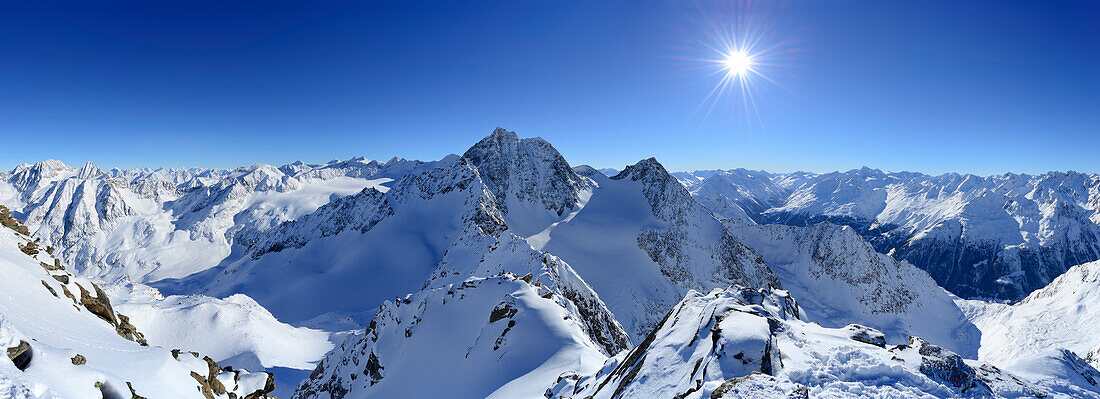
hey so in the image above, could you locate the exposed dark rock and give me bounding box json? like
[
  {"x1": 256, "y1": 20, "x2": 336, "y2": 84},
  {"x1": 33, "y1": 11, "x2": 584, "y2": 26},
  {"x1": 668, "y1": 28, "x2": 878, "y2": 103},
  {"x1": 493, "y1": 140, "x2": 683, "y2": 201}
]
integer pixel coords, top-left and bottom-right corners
[
  {"x1": 910, "y1": 337, "x2": 992, "y2": 394},
  {"x1": 116, "y1": 314, "x2": 148, "y2": 346},
  {"x1": 41, "y1": 280, "x2": 58, "y2": 297},
  {"x1": 40, "y1": 260, "x2": 64, "y2": 271},
  {"x1": 126, "y1": 382, "x2": 147, "y2": 399},
  {"x1": 6, "y1": 340, "x2": 32, "y2": 371},
  {"x1": 845, "y1": 324, "x2": 887, "y2": 347},
  {"x1": 52, "y1": 274, "x2": 69, "y2": 284},
  {"x1": 489, "y1": 302, "x2": 518, "y2": 323},
  {"x1": 77, "y1": 282, "x2": 117, "y2": 326},
  {"x1": 365, "y1": 351, "x2": 384, "y2": 383},
  {"x1": 72, "y1": 354, "x2": 86, "y2": 365},
  {"x1": 242, "y1": 372, "x2": 276, "y2": 399},
  {"x1": 18, "y1": 239, "x2": 40, "y2": 256}
]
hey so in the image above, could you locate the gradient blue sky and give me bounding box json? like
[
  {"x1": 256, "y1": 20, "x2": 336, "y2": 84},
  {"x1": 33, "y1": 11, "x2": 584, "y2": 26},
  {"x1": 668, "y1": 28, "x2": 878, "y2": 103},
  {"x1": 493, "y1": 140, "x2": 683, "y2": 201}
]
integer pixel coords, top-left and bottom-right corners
[{"x1": 1, "y1": 1, "x2": 1097, "y2": 175}]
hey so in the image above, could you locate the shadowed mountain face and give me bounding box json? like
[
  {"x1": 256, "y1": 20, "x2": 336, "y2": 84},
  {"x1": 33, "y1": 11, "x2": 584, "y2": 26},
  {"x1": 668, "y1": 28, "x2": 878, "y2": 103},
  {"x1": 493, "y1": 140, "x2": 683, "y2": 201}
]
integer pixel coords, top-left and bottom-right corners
[{"x1": 677, "y1": 168, "x2": 1100, "y2": 301}]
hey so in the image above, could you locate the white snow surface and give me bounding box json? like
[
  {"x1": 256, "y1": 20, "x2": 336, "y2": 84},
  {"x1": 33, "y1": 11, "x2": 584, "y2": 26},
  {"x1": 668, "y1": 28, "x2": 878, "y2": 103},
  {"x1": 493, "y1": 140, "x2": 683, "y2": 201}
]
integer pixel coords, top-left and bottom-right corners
[
  {"x1": 959, "y1": 259, "x2": 1100, "y2": 371},
  {"x1": 112, "y1": 288, "x2": 333, "y2": 371},
  {"x1": 724, "y1": 220, "x2": 981, "y2": 357}
]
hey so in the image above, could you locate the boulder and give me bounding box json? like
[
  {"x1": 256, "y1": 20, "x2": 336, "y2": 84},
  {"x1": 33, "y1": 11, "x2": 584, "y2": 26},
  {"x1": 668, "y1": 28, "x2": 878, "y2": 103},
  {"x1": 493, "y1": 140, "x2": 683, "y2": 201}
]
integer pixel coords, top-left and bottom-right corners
[{"x1": 6, "y1": 340, "x2": 31, "y2": 371}]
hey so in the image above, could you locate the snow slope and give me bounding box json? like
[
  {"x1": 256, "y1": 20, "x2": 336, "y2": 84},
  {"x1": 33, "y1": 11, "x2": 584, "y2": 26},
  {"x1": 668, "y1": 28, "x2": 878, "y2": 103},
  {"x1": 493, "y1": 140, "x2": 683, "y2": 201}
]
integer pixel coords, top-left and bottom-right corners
[
  {"x1": 959, "y1": 259, "x2": 1100, "y2": 372},
  {"x1": 538, "y1": 158, "x2": 778, "y2": 341}
]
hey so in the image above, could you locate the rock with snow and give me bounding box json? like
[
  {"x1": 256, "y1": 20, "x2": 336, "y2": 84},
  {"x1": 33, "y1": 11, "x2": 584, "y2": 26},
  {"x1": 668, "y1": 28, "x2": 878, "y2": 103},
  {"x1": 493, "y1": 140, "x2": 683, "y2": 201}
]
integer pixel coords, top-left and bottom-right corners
[
  {"x1": 549, "y1": 286, "x2": 1094, "y2": 399},
  {"x1": 293, "y1": 276, "x2": 611, "y2": 399}
]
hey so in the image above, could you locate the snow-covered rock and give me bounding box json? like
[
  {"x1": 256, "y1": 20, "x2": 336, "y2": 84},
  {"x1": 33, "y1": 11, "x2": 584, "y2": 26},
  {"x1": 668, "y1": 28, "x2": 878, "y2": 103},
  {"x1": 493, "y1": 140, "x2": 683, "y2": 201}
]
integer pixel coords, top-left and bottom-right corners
[
  {"x1": 724, "y1": 220, "x2": 981, "y2": 357},
  {"x1": 548, "y1": 286, "x2": 1097, "y2": 399},
  {"x1": 293, "y1": 276, "x2": 611, "y2": 399}
]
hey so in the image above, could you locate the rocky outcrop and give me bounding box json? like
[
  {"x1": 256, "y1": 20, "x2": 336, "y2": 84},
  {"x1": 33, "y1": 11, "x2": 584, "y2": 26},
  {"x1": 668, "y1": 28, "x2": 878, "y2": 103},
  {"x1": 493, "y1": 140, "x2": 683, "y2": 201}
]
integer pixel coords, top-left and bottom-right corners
[
  {"x1": 845, "y1": 324, "x2": 887, "y2": 347},
  {"x1": 76, "y1": 282, "x2": 148, "y2": 346},
  {"x1": 6, "y1": 340, "x2": 31, "y2": 370}
]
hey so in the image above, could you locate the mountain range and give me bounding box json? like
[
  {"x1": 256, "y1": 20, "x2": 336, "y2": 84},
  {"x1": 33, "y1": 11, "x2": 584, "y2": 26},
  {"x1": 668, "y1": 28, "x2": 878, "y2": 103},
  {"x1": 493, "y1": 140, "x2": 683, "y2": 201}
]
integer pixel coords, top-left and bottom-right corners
[{"x1": 1, "y1": 128, "x2": 1098, "y2": 398}]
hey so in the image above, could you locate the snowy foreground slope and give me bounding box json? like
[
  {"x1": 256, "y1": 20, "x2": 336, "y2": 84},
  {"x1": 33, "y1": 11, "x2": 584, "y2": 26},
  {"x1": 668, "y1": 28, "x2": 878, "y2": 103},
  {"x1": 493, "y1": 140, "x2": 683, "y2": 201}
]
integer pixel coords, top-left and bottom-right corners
[
  {"x1": 0, "y1": 221, "x2": 278, "y2": 397},
  {"x1": 958, "y1": 260, "x2": 1100, "y2": 373},
  {"x1": 676, "y1": 168, "x2": 1100, "y2": 301}
]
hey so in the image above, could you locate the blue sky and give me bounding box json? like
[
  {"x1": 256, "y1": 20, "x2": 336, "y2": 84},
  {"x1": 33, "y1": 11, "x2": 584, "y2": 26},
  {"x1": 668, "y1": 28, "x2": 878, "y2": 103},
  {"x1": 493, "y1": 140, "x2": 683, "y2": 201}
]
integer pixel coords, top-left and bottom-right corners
[{"x1": 0, "y1": 1, "x2": 1097, "y2": 175}]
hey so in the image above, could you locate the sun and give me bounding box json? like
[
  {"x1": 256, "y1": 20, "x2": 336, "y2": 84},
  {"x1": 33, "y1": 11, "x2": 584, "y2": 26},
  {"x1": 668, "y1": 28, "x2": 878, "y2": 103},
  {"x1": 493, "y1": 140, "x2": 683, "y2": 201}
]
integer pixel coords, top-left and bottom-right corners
[{"x1": 723, "y1": 50, "x2": 754, "y2": 75}]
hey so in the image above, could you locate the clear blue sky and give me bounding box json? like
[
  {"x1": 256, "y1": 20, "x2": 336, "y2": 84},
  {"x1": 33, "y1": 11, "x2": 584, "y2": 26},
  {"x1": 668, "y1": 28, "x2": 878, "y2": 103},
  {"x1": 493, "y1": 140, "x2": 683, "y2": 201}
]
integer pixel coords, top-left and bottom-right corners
[{"x1": 1, "y1": 1, "x2": 1097, "y2": 175}]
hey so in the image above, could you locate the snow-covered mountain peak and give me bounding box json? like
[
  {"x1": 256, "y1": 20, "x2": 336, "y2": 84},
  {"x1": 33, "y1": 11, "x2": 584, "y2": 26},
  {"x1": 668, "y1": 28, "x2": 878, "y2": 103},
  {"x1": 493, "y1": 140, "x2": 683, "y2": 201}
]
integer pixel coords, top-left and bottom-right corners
[
  {"x1": 76, "y1": 161, "x2": 104, "y2": 179},
  {"x1": 611, "y1": 157, "x2": 664, "y2": 181},
  {"x1": 611, "y1": 157, "x2": 724, "y2": 225},
  {"x1": 462, "y1": 128, "x2": 589, "y2": 218}
]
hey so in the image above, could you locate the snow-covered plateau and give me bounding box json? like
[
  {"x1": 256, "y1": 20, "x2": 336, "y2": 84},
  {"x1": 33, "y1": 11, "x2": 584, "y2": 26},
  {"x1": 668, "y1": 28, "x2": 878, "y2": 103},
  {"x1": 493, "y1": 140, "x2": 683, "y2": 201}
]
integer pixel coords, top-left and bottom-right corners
[{"x1": 2, "y1": 128, "x2": 1099, "y2": 398}]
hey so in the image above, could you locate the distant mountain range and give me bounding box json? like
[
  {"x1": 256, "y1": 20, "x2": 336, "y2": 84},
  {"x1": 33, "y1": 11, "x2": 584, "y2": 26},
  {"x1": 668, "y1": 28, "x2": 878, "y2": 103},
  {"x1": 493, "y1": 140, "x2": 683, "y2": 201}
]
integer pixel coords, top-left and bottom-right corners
[{"x1": 674, "y1": 167, "x2": 1100, "y2": 301}]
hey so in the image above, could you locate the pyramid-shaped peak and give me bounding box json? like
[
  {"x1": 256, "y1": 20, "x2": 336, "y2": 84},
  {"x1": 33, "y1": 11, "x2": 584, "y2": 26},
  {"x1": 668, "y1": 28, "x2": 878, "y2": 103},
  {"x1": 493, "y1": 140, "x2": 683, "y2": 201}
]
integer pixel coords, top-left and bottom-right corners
[
  {"x1": 491, "y1": 126, "x2": 519, "y2": 139},
  {"x1": 613, "y1": 157, "x2": 671, "y2": 182},
  {"x1": 77, "y1": 161, "x2": 104, "y2": 179},
  {"x1": 461, "y1": 128, "x2": 587, "y2": 217}
]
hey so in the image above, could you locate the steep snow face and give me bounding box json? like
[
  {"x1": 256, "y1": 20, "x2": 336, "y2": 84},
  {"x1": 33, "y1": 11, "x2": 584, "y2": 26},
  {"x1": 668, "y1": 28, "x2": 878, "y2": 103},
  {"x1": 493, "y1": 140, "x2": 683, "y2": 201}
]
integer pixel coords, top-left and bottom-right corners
[
  {"x1": 0, "y1": 157, "x2": 436, "y2": 284},
  {"x1": 678, "y1": 168, "x2": 1100, "y2": 300},
  {"x1": 293, "y1": 276, "x2": 610, "y2": 399},
  {"x1": 549, "y1": 286, "x2": 1099, "y2": 399},
  {"x1": 462, "y1": 127, "x2": 591, "y2": 237},
  {"x1": 0, "y1": 224, "x2": 276, "y2": 398},
  {"x1": 959, "y1": 260, "x2": 1100, "y2": 372},
  {"x1": 725, "y1": 220, "x2": 981, "y2": 357},
  {"x1": 539, "y1": 158, "x2": 778, "y2": 341}
]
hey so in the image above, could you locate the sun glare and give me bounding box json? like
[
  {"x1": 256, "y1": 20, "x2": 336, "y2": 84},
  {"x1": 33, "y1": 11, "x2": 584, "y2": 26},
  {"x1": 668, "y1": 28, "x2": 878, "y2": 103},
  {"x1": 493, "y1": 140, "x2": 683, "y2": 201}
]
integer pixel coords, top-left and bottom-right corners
[{"x1": 723, "y1": 50, "x2": 753, "y2": 75}]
